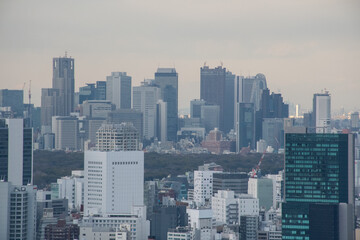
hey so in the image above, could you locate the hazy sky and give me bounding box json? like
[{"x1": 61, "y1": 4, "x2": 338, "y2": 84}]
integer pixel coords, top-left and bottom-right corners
[{"x1": 0, "y1": 0, "x2": 359, "y2": 112}]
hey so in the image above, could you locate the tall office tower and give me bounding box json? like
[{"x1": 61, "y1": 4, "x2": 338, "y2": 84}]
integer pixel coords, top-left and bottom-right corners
[
  {"x1": 241, "y1": 73, "x2": 267, "y2": 111},
  {"x1": 107, "y1": 109, "x2": 143, "y2": 139},
  {"x1": 190, "y1": 99, "x2": 206, "y2": 118},
  {"x1": 200, "y1": 105, "x2": 220, "y2": 132},
  {"x1": 79, "y1": 83, "x2": 96, "y2": 104},
  {"x1": 255, "y1": 88, "x2": 289, "y2": 142},
  {"x1": 84, "y1": 122, "x2": 144, "y2": 215},
  {"x1": 259, "y1": 89, "x2": 289, "y2": 119},
  {"x1": 247, "y1": 177, "x2": 274, "y2": 210},
  {"x1": 313, "y1": 91, "x2": 331, "y2": 133},
  {"x1": 0, "y1": 118, "x2": 36, "y2": 240},
  {"x1": 41, "y1": 88, "x2": 60, "y2": 127},
  {"x1": 0, "y1": 118, "x2": 33, "y2": 185},
  {"x1": 262, "y1": 118, "x2": 284, "y2": 151},
  {"x1": 106, "y1": 72, "x2": 132, "y2": 110},
  {"x1": 154, "y1": 68, "x2": 178, "y2": 142},
  {"x1": 0, "y1": 89, "x2": 24, "y2": 117},
  {"x1": 0, "y1": 182, "x2": 37, "y2": 240},
  {"x1": 234, "y1": 76, "x2": 243, "y2": 129},
  {"x1": 282, "y1": 133, "x2": 355, "y2": 240},
  {"x1": 200, "y1": 66, "x2": 226, "y2": 131},
  {"x1": 52, "y1": 116, "x2": 80, "y2": 151},
  {"x1": 52, "y1": 55, "x2": 75, "y2": 116},
  {"x1": 133, "y1": 81, "x2": 161, "y2": 140},
  {"x1": 224, "y1": 71, "x2": 236, "y2": 133},
  {"x1": 235, "y1": 103, "x2": 255, "y2": 152},
  {"x1": 95, "y1": 81, "x2": 107, "y2": 100},
  {"x1": 351, "y1": 112, "x2": 359, "y2": 130},
  {"x1": 156, "y1": 100, "x2": 167, "y2": 142}
]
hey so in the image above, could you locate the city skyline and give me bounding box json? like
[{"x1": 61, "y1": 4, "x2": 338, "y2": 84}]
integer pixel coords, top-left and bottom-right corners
[{"x1": 0, "y1": 0, "x2": 359, "y2": 111}]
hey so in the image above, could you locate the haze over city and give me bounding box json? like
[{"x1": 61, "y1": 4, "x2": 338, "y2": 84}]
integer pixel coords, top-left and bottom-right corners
[{"x1": 0, "y1": 0, "x2": 359, "y2": 111}]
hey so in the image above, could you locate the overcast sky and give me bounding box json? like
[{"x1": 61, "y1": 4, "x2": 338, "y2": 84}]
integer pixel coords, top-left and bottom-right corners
[{"x1": 0, "y1": 0, "x2": 359, "y2": 112}]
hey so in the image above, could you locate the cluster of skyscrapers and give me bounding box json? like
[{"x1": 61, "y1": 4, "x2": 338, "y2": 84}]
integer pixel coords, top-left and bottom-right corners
[{"x1": 0, "y1": 54, "x2": 360, "y2": 239}]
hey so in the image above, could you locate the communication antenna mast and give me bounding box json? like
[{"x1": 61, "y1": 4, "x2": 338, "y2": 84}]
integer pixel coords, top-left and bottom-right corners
[{"x1": 28, "y1": 80, "x2": 32, "y2": 126}]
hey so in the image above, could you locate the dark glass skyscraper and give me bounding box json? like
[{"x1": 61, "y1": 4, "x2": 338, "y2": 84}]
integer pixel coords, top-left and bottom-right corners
[
  {"x1": 0, "y1": 118, "x2": 33, "y2": 185},
  {"x1": 200, "y1": 66, "x2": 226, "y2": 131},
  {"x1": 256, "y1": 88, "x2": 289, "y2": 141},
  {"x1": 52, "y1": 55, "x2": 75, "y2": 116},
  {"x1": 154, "y1": 68, "x2": 178, "y2": 142},
  {"x1": 0, "y1": 89, "x2": 24, "y2": 117},
  {"x1": 282, "y1": 133, "x2": 355, "y2": 240},
  {"x1": 79, "y1": 83, "x2": 96, "y2": 104},
  {"x1": 224, "y1": 71, "x2": 235, "y2": 133},
  {"x1": 95, "y1": 81, "x2": 107, "y2": 100},
  {"x1": 235, "y1": 102, "x2": 255, "y2": 152}
]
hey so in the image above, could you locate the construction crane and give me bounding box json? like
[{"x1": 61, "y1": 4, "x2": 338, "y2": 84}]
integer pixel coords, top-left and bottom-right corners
[{"x1": 250, "y1": 150, "x2": 266, "y2": 178}]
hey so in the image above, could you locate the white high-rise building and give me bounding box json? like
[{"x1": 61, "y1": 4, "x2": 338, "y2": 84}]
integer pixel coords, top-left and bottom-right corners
[
  {"x1": 84, "y1": 151, "x2": 144, "y2": 215},
  {"x1": 187, "y1": 208, "x2": 213, "y2": 240},
  {"x1": 106, "y1": 72, "x2": 132, "y2": 110},
  {"x1": 84, "y1": 123, "x2": 144, "y2": 216},
  {"x1": 265, "y1": 171, "x2": 283, "y2": 207},
  {"x1": 248, "y1": 177, "x2": 274, "y2": 210},
  {"x1": 0, "y1": 118, "x2": 37, "y2": 240},
  {"x1": 56, "y1": 170, "x2": 84, "y2": 210},
  {"x1": 133, "y1": 80, "x2": 161, "y2": 140},
  {"x1": 0, "y1": 182, "x2": 37, "y2": 240},
  {"x1": 212, "y1": 190, "x2": 259, "y2": 225},
  {"x1": 83, "y1": 123, "x2": 149, "y2": 239},
  {"x1": 194, "y1": 170, "x2": 220, "y2": 206},
  {"x1": 313, "y1": 91, "x2": 331, "y2": 133}
]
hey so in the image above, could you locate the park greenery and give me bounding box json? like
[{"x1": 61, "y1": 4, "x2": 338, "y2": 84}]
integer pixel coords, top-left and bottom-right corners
[{"x1": 33, "y1": 150, "x2": 284, "y2": 188}]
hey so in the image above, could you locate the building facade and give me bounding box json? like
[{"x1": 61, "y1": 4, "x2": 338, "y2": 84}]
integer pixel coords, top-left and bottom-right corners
[
  {"x1": 52, "y1": 116, "x2": 80, "y2": 151},
  {"x1": 154, "y1": 68, "x2": 178, "y2": 142},
  {"x1": 0, "y1": 118, "x2": 33, "y2": 185},
  {"x1": 133, "y1": 81, "x2": 161, "y2": 140},
  {"x1": 0, "y1": 89, "x2": 24, "y2": 117},
  {"x1": 282, "y1": 133, "x2": 355, "y2": 240},
  {"x1": 236, "y1": 102, "x2": 255, "y2": 152},
  {"x1": 52, "y1": 56, "x2": 75, "y2": 116},
  {"x1": 0, "y1": 182, "x2": 37, "y2": 240},
  {"x1": 200, "y1": 66, "x2": 226, "y2": 131},
  {"x1": 84, "y1": 123, "x2": 144, "y2": 216},
  {"x1": 106, "y1": 72, "x2": 132, "y2": 110},
  {"x1": 313, "y1": 92, "x2": 331, "y2": 133}
]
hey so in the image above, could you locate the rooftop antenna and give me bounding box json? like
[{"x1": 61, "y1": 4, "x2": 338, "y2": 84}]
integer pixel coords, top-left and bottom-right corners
[
  {"x1": 204, "y1": 61, "x2": 207, "y2": 67},
  {"x1": 28, "y1": 80, "x2": 32, "y2": 125},
  {"x1": 220, "y1": 61, "x2": 223, "y2": 67}
]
